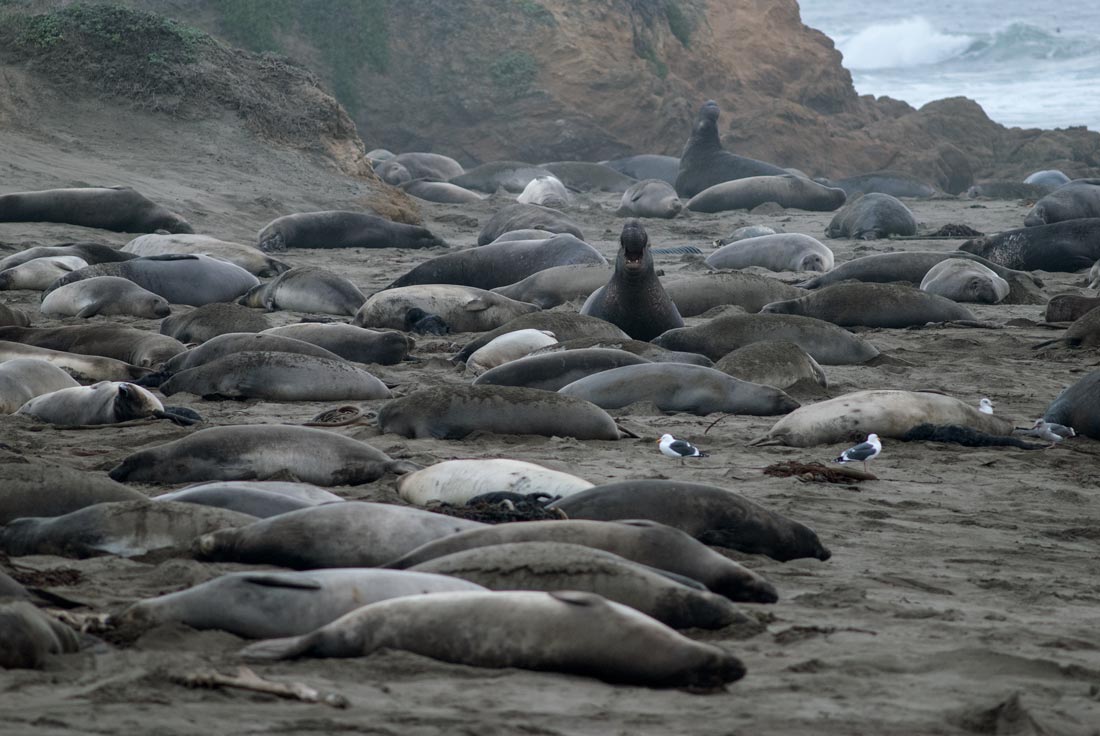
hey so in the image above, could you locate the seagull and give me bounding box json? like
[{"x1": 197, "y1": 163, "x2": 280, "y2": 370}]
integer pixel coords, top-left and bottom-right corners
[
  {"x1": 979, "y1": 398, "x2": 994, "y2": 414},
  {"x1": 658, "y1": 434, "x2": 708, "y2": 464},
  {"x1": 1023, "y1": 419, "x2": 1073, "y2": 443},
  {"x1": 834, "y1": 433, "x2": 882, "y2": 473}
]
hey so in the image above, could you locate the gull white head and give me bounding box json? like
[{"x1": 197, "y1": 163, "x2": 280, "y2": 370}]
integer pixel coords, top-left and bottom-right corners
[{"x1": 979, "y1": 398, "x2": 993, "y2": 414}]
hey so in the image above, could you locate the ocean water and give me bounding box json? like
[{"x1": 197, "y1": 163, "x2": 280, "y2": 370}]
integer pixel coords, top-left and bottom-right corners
[{"x1": 798, "y1": 0, "x2": 1100, "y2": 131}]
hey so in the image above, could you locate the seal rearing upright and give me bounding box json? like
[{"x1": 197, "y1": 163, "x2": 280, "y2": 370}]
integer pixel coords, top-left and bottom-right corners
[
  {"x1": 674, "y1": 100, "x2": 787, "y2": 198},
  {"x1": 580, "y1": 219, "x2": 684, "y2": 341}
]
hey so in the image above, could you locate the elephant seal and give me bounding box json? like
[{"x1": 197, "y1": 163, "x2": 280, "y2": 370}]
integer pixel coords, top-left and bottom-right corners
[
  {"x1": 0, "y1": 304, "x2": 30, "y2": 327},
  {"x1": 750, "y1": 389, "x2": 1015, "y2": 447},
  {"x1": 674, "y1": 100, "x2": 786, "y2": 198},
  {"x1": 716, "y1": 225, "x2": 778, "y2": 244},
  {"x1": 398, "y1": 459, "x2": 593, "y2": 506},
  {"x1": 388, "y1": 234, "x2": 604, "y2": 290},
  {"x1": 528, "y1": 337, "x2": 713, "y2": 366},
  {"x1": 115, "y1": 569, "x2": 485, "y2": 639},
  {"x1": 355, "y1": 285, "x2": 538, "y2": 333},
  {"x1": 652, "y1": 313, "x2": 879, "y2": 364},
  {"x1": 967, "y1": 182, "x2": 1048, "y2": 200},
  {"x1": 194, "y1": 502, "x2": 484, "y2": 568},
  {"x1": 366, "y1": 148, "x2": 394, "y2": 162},
  {"x1": 375, "y1": 152, "x2": 464, "y2": 184},
  {"x1": 517, "y1": 176, "x2": 570, "y2": 208},
  {"x1": 0, "y1": 601, "x2": 81, "y2": 669},
  {"x1": 41, "y1": 276, "x2": 170, "y2": 319},
  {"x1": 454, "y1": 313, "x2": 629, "y2": 362},
  {"x1": 448, "y1": 161, "x2": 554, "y2": 193},
  {"x1": 1024, "y1": 179, "x2": 1100, "y2": 226},
  {"x1": 761, "y1": 283, "x2": 975, "y2": 327},
  {"x1": 1024, "y1": 169, "x2": 1071, "y2": 190},
  {"x1": 1044, "y1": 294, "x2": 1100, "y2": 323},
  {"x1": 154, "y1": 486, "x2": 319, "y2": 518},
  {"x1": 472, "y1": 348, "x2": 651, "y2": 392},
  {"x1": 0, "y1": 499, "x2": 253, "y2": 558},
  {"x1": 386, "y1": 518, "x2": 776, "y2": 603},
  {"x1": 109, "y1": 425, "x2": 418, "y2": 486},
  {"x1": 0, "y1": 186, "x2": 192, "y2": 233},
  {"x1": 0, "y1": 256, "x2": 88, "y2": 290},
  {"x1": 604, "y1": 155, "x2": 680, "y2": 186},
  {"x1": 825, "y1": 193, "x2": 917, "y2": 239},
  {"x1": 1044, "y1": 371, "x2": 1100, "y2": 440},
  {"x1": 0, "y1": 359, "x2": 79, "y2": 413},
  {"x1": 0, "y1": 325, "x2": 185, "y2": 368},
  {"x1": 487, "y1": 229, "x2": 555, "y2": 244},
  {"x1": 378, "y1": 385, "x2": 622, "y2": 440},
  {"x1": 705, "y1": 233, "x2": 834, "y2": 273},
  {"x1": 662, "y1": 272, "x2": 804, "y2": 316},
  {"x1": 262, "y1": 324, "x2": 410, "y2": 365},
  {"x1": 491, "y1": 264, "x2": 610, "y2": 309},
  {"x1": 160, "y1": 303, "x2": 271, "y2": 344},
  {"x1": 616, "y1": 179, "x2": 682, "y2": 219},
  {"x1": 466, "y1": 329, "x2": 559, "y2": 374},
  {"x1": 406, "y1": 307, "x2": 448, "y2": 334},
  {"x1": 687, "y1": 175, "x2": 845, "y2": 213},
  {"x1": 160, "y1": 352, "x2": 391, "y2": 401},
  {"x1": 0, "y1": 458, "x2": 144, "y2": 524},
  {"x1": 559, "y1": 363, "x2": 798, "y2": 416},
  {"x1": 16, "y1": 381, "x2": 164, "y2": 425},
  {"x1": 1033, "y1": 307, "x2": 1100, "y2": 349},
  {"x1": 122, "y1": 234, "x2": 289, "y2": 277},
  {"x1": 817, "y1": 171, "x2": 936, "y2": 198},
  {"x1": 155, "y1": 480, "x2": 343, "y2": 507},
  {"x1": 580, "y1": 219, "x2": 684, "y2": 341},
  {"x1": 551, "y1": 480, "x2": 831, "y2": 562},
  {"x1": 257, "y1": 211, "x2": 445, "y2": 251},
  {"x1": 0, "y1": 341, "x2": 150, "y2": 382},
  {"x1": 238, "y1": 266, "x2": 365, "y2": 316},
  {"x1": 238, "y1": 590, "x2": 747, "y2": 688},
  {"x1": 477, "y1": 203, "x2": 584, "y2": 245},
  {"x1": 0, "y1": 242, "x2": 136, "y2": 271},
  {"x1": 714, "y1": 341, "x2": 827, "y2": 390},
  {"x1": 409, "y1": 542, "x2": 747, "y2": 630},
  {"x1": 960, "y1": 219, "x2": 1100, "y2": 272},
  {"x1": 400, "y1": 179, "x2": 484, "y2": 204},
  {"x1": 541, "y1": 162, "x2": 638, "y2": 192},
  {"x1": 920, "y1": 258, "x2": 1009, "y2": 303},
  {"x1": 161, "y1": 332, "x2": 344, "y2": 374},
  {"x1": 42, "y1": 254, "x2": 259, "y2": 306}
]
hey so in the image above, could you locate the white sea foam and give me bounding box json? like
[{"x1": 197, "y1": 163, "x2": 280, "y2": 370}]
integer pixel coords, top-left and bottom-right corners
[{"x1": 838, "y1": 16, "x2": 973, "y2": 70}]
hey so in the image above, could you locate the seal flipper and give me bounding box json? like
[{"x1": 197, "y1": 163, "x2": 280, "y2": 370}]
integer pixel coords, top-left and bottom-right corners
[
  {"x1": 239, "y1": 634, "x2": 313, "y2": 662},
  {"x1": 549, "y1": 590, "x2": 601, "y2": 606},
  {"x1": 242, "y1": 574, "x2": 323, "y2": 590},
  {"x1": 76, "y1": 304, "x2": 100, "y2": 318}
]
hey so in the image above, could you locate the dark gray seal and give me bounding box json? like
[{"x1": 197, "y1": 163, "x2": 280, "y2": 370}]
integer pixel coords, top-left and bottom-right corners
[
  {"x1": 41, "y1": 254, "x2": 259, "y2": 306},
  {"x1": 109, "y1": 425, "x2": 418, "y2": 486},
  {"x1": 160, "y1": 303, "x2": 271, "y2": 344},
  {"x1": 0, "y1": 242, "x2": 136, "y2": 271},
  {"x1": 377, "y1": 385, "x2": 623, "y2": 440},
  {"x1": 156, "y1": 480, "x2": 343, "y2": 506},
  {"x1": 477, "y1": 203, "x2": 584, "y2": 245},
  {"x1": 387, "y1": 234, "x2": 605, "y2": 290},
  {"x1": 1024, "y1": 179, "x2": 1100, "y2": 226},
  {"x1": 1033, "y1": 308, "x2": 1100, "y2": 350},
  {"x1": 825, "y1": 193, "x2": 917, "y2": 239},
  {"x1": 1044, "y1": 294, "x2": 1100, "y2": 323},
  {"x1": 559, "y1": 363, "x2": 799, "y2": 415},
  {"x1": 400, "y1": 179, "x2": 484, "y2": 204},
  {"x1": 161, "y1": 332, "x2": 345, "y2": 374},
  {"x1": 153, "y1": 486, "x2": 320, "y2": 518},
  {"x1": 472, "y1": 348, "x2": 651, "y2": 391},
  {"x1": 705, "y1": 233, "x2": 834, "y2": 273},
  {"x1": 686, "y1": 175, "x2": 845, "y2": 213},
  {"x1": 448, "y1": 161, "x2": 554, "y2": 193},
  {"x1": 375, "y1": 152, "x2": 464, "y2": 184},
  {"x1": 550, "y1": 480, "x2": 831, "y2": 562},
  {"x1": 238, "y1": 266, "x2": 365, "y2": 316},
  {"x1": 257, "y1": 211, "x2": 445, "y2": 251},
  {"x1": 652, "y1": 312, "x2": 880, "y2": 364},
  {"x1": 0, "y1": 186, "x2": 192, "y2": 233},
  {"x1": 616, "y1": 179, "x2": 683, "y2": 219},
  {"x1": 0, "y1": 325, "x2": 185, "y2": 367},
  {"x1": 160, "y1": 352, "x2": 391, "y2": 401},
  {"x1": 0, "y1": 601, "x2": 81, "y2": 669},
  {"x1": 674, "y1": 100, "x2": 786, "y2": 198},
  {"x1": 540, "y1": 162, "x2": 637, "y2": 192},
  {"x1": 409, "y1": 542, "x2": 748, "y2": 630},
  {"x1": 1043, "y1": 371, "x2": 1100, "y2": 440},
  {"x1": 960, "y1": 219, "x2": 1100, "y2": 272},
  {"x1": 0, "y1": 341, "x2": 151, "y2": 383},
  {"x1": 261, "y1": 324, "x2": 410, "y2": 365},
  {"x1": 580, "y1": 219, "x2": 683, "y2": 341},
  {"x1": 385, "y1": 518, "x2": 776, "y2": 603},
  {"x1": 0, "y1": 457, "x2": 144, "y2": 525},
  {"x1": 714, "y1": 341, "x2": 828, "y2": 390},
  {"x1": 761, "y1": 282, "x2": 976, "y2": 327},
  {"x1": 662, "y1": 272, "x2": 804, "y2": 316},
  {"x1": 491, "y1": 264, "x2": 611, "y2": 308},
  {"x1": 604, "y1": 155, "x2": 680, "y2": 186},
  {"x1": 816, "y1": 171, "x2": 936, "y2": 198},
  {"x1": 194, "y1": 502, "x2": 484, "y2": 568},
  {"x1": 453, "y1": 313, "x2": 630, "y2": 362}
]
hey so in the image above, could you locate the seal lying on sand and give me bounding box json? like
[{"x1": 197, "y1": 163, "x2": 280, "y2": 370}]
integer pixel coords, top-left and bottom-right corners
[
  {"x1": 0, "y1": 186, "x2": 192, "y2": 233},
  {"x1": 257, "y1": 211, "x2": 445, "y2": 251},
  {"x1": 825, "y1": 193, "x2": 917, "y2": 239}
]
